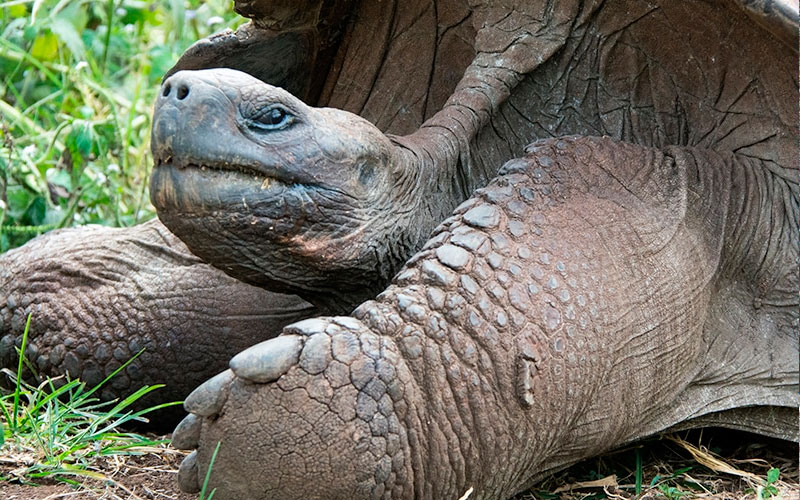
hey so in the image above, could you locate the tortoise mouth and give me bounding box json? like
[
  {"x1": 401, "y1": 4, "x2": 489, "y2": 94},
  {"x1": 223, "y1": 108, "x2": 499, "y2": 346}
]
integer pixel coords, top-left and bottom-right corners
[
  {"x1": 150, "y1": 161, "x2": 299, "y2": 220},
  {"x1": 151, "y1": 151, "x2": 301, "y2": 189}
]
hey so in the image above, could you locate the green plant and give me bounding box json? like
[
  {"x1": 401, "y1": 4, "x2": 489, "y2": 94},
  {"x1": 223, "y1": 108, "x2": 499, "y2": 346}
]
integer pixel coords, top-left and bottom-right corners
[
  {"x1": 646, "y1": 466, "x2": 704, "y2": 500},
  {"x1": 634, "y1": 447, "x2": 642, "y2": 495},
  {"x1": 759, "y1": 467, "x2": 781, "y2": 499},
  {"x1": 0, "y1": 0, "x2": 243, "y2": 252},
  {"x1": 198, "y1": 441, "x2": 222, "y2": 500},
  {"x1": 656, "y1": 483, "x2": 690, "y2": 499}
]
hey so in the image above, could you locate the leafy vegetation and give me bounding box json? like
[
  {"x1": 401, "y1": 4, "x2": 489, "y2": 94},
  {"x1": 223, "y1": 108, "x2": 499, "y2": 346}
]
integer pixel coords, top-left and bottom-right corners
[{"x1": 0, "y1": 0, "x2": 243, "y2": 253}]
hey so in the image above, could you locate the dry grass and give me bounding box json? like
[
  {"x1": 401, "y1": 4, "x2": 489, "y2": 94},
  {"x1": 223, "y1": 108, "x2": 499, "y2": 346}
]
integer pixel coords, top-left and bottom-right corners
[{"x1": 520, "y1": 429, "x2": 798, "y2": 500}]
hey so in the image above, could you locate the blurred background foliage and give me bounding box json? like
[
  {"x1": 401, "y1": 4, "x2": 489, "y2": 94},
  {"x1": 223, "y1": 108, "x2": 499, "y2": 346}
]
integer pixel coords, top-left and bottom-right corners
[{"x1": 0, "y1": 0, "x2": 242, "y2": 252}]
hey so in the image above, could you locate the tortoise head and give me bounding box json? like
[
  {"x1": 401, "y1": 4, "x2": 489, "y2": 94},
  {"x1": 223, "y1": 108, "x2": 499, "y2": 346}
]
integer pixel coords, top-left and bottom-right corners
[{"x1": 150, "y1": 69, "x2": 417, "y2": 310}]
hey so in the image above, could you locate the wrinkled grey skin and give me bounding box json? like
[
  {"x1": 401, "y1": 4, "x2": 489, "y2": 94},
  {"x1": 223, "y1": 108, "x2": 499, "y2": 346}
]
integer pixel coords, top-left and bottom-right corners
[
  {"x1": 165, "y1": 0, "x2": 797, "y2": 498},
  {"x1": 0, "y1": 220, "x2": 315, "y2": 426}
]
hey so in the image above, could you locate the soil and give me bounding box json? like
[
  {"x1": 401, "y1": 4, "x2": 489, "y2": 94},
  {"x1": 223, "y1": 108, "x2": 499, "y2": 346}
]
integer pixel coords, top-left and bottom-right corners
[{"x1": 0, "y1": 428, "x2": 797, "y2": 499}]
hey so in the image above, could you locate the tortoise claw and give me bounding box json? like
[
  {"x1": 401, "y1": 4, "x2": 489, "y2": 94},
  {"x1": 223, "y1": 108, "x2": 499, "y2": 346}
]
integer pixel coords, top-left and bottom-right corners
[
  {"x1": 178, "y1": 450, "x2": 201, "y2": 493},
  {"x1": 184, "y1": 369, "x2": 235, "y2": 417},
  {"x1": 171, "y1": 413, "x2": 201, "y2": 450},
  {"x1": 229, "y1": 334, "x2": 304, "y2": 383}
]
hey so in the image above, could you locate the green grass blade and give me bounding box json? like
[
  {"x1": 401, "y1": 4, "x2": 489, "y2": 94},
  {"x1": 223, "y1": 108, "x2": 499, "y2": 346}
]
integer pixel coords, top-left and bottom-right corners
[
  {"x1": 635, "y1": 447, "x2": 642, "y2": 495},
  {"x1": 199, "y1": 441, "x2": 222, "y2": 500},
  {"x1": 11, "y1": 312, "x2": 32, "y2": 432}
]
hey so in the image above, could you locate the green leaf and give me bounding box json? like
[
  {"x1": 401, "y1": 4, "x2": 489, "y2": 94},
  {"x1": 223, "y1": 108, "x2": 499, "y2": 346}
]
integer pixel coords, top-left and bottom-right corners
[
  {"x1": 22, "y1": 195, "x2": 47, "y2": 226},
  {"x1": 119, "y1": 4, "x2": 154, "y2": 25},
  {"x1": 6, "y1": 186, "x2": 34, "y2": 219},
  {"x1": 51, "y1": 17, "x2": 86, "y2": 60},
  {"x1": 672, "y1": 467, "x2": 692, "y2": 476},
  {"x1": 8, "y1": 4, "x2": 27, "y2": 18},
  {"x1": 30, "y1": 31, "x2": 59, "y2": 61},
  {"x1": 766, "y1": 468, "x2": 780, "y2": 484},
  {"x1": 65, "y1": 121, "x2": 97, "y2": 172}
]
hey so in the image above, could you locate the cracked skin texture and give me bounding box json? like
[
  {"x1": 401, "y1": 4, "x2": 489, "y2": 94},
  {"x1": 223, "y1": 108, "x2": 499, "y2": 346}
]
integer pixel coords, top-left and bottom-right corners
[
  {"x1": 0, "y1": 220, "x2": 315, "y2": 426},
  {"x1": 175, "y1": 136, "x2": 797, "y2": 499}
]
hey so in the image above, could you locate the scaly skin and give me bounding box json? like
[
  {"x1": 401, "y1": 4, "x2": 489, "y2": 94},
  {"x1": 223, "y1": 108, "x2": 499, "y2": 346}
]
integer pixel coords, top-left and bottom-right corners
[
  {"x1": 0, "y1": 219, "x2": 315, "y2": 426},
  {"x1": 172, "y1": 136, "x2": 798, "y2": 498}
]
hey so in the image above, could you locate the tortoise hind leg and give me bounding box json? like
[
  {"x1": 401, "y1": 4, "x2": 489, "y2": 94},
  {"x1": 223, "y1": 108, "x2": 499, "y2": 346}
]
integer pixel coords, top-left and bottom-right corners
[
  {"x1": 664, "y1": 145, "x2": 798, "y2": 438},
  {"x1": 600, "y1": 140, "x2": 799, "y2": 441}
]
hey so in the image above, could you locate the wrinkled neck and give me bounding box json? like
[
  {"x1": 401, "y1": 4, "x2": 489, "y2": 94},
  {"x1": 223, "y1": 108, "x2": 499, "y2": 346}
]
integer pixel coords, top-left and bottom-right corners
[{"x1": 385, "y1": 1, "x2": 590, "y2": 220}]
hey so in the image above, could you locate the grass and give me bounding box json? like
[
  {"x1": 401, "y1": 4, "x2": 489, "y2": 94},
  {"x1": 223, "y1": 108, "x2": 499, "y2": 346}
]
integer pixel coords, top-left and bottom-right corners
[
  {"x1": 0, "y1": 0, "x2": 243, "y2": 252},
  {"x1": 0, "y1": 313, "x2": 181, "y2": 489},
  {"x1": 198, "y1": 442, "x2": 221, "y2": 500}
]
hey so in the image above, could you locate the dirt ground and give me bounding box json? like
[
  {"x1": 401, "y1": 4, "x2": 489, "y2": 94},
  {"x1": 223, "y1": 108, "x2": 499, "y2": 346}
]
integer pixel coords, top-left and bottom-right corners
[
  {"x1": 0, "y1": 429, "x2": 797, "y2": 500},
  {"x1": 0, "y1": 444, "x2": 194, "y2": 500}
]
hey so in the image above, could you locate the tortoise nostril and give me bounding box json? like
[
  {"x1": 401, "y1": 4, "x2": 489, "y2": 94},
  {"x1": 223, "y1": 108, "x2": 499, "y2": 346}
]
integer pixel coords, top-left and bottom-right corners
[
  {"x1": 162, "y1": 83, "x2": 172, "y2": 97},
  {"x1": 177, "y1": 84, "x2": 190, "y2": 100}
]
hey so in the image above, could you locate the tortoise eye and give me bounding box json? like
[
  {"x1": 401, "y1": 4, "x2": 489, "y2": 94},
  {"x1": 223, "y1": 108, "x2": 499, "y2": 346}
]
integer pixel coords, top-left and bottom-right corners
[{"x1": 250, "y1": 106, "x2": 293, "y2": 131}]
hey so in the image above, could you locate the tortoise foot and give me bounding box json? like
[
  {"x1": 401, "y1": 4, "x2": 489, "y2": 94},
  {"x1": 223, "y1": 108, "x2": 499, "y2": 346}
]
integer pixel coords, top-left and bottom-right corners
[{"x1": 172, "y1": 317, "x2": 417, "y2": 499}]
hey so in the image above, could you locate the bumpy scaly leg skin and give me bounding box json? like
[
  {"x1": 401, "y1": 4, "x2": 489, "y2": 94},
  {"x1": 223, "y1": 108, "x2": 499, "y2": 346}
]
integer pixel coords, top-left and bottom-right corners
[
  {"x1": 0, "y1": 219, "x2": 315, "y2": 426},
  {"x1": 175, "y1": 319, "x2": 422, "y2": 498},
  {"x1": 173, "y1": 137, "x2": 798, "y2": 499}
]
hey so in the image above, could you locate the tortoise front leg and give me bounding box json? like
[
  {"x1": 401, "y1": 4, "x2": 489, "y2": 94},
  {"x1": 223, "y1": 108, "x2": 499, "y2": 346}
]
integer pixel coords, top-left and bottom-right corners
[{"x1": 0, "y1": 219, "x2": 316, "y2": 428}]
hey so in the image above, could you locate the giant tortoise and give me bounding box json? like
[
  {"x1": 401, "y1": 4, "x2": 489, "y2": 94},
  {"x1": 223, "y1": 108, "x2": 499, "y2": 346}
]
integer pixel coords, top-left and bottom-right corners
[
  {"x1": 143, "y1": 0, "x2": 798, "y2": 498},
  {"x1": 0, "y1": 0, "x2": 796, "y2": 495}
]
